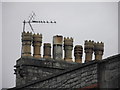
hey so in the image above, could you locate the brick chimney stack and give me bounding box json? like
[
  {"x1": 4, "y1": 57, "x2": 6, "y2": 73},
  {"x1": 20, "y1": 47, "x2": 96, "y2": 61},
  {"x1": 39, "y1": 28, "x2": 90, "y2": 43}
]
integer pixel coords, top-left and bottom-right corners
[
  {"x1": 64, "y1": 37, "x2": 73, "y2": 62},
  {"x1": 21, "y1": 31, "x2": 32, "y2": 57},
  {"x1": 43, "y1": 43, "x2": 51, "y2": 59},
  {"x1": 84, "y1": 40, "x2": 94, "y2": 62},
  {"x1": 32, "y1": 33, "x2": 42, "y2": 58},
  {"x1": 94, "y1": 42, "x2": 104, "y2": 60}
]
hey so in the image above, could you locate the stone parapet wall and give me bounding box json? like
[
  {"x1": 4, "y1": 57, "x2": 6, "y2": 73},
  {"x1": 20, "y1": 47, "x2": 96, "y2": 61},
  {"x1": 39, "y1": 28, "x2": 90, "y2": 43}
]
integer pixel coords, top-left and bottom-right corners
[
  {"x1": 14, "y1": 59, "x2": 98, "y2": 89},
  {"x1": 16, "y1": 57, "x2": 78, "y2": 69},
  {"x1": 98, "y1": 54, "x2": 120, "y2": 88},
  {"x1": 15, "y1": 57, "x2": 79, "y2": 86},
  {"x1": 12, "y1": 54, "x2": 120, "y2": 89},
  {"x1": 28, "y1": 62, "x2": 97, "y2": 88}
]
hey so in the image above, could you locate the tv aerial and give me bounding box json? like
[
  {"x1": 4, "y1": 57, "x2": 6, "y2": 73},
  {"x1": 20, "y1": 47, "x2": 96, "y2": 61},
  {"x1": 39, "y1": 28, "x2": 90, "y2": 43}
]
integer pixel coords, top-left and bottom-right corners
[{"x1": 23, "y1": 11, "x2": 56, "y2": 33}]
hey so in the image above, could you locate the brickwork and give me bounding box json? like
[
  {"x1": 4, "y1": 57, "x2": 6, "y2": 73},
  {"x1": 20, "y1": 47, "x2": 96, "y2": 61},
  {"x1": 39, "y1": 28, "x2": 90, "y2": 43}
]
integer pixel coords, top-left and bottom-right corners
[
  {"x1": 94, "y1": 42, "x2": 104, "y2": 60},
  {"x1": 21, "y1": 31, "x2": 32, "y2": 57},
  {"x1": 43, "y1": 43, "x2": 51, "y2": 58},
  {"x1": 10, "y1": 31, "x2": 119, "y2": 89},
  {"x1": 32, "y1": 33, "x2": 42, "y2": 58},
  {"x1": 12, "y1": 54, "x2": 120, "y2": 89},
  {"x1": 84, "y1": 40, "x2": 94, "y2": 62},
  {"x1": 28, "y1": 63, "x2": 97, "y2": 88},
  {"x1": 64, "y1": 37, "x2": 73, "y2": 62},
  {"x1": 14, "y1": 57, "x2": 78, "y2": 87},
  {"x1": 98, "y1": 54, "x2": 120, "y2": 88}
]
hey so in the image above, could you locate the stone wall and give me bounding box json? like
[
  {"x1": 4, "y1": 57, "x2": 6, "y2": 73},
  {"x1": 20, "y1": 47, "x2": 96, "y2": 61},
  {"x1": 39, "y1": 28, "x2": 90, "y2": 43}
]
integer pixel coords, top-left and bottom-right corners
[
  {"x1": 14, "y1": 60, "x2": 98, "y2": 89},
  {"x1": 15, "y1": 57, "x2": 78, "y2": 86},
  {"x1": 28, "y1": 62, "x2": 98, "y2": 88},
  {"x1": 12, "y1": 54, "x2": 120, "y2": 89},
  {"x1": 98, "y1": 54, "x2": 120, "y2": 88}
]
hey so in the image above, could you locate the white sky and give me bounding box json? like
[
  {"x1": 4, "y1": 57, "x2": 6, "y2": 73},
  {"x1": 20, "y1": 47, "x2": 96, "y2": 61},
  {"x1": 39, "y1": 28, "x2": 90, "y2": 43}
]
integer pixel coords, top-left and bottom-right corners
[
  {"x1": 1, "y1": 0, "x2": 120, "y2": 2},
  {"x1": 2, "y1": 2, "x2": 118, "y2": 88},
  {"x1": 0, "y1": 2, "x2": 2, "y2": 90}
]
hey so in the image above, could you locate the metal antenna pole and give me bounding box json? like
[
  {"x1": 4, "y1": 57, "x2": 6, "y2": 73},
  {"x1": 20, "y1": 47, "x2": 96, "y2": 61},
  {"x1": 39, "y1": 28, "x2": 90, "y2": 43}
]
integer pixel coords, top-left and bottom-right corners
[
  {"x1": 23, "y1": 20, "x2": 25, "y2": 32},
  {"x1": 28, "y1": 22, "x2": 35, "y2": 33}
]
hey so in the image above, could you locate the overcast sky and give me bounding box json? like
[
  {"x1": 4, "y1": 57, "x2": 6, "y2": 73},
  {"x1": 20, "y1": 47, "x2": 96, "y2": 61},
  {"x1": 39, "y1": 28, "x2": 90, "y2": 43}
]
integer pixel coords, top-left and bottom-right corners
[
  {"x1": 2, "y1": 2, "x2": 118, "y2": 88},
  {"x1": 0, "y1": 2, "x2": 2, "y2": 90}
]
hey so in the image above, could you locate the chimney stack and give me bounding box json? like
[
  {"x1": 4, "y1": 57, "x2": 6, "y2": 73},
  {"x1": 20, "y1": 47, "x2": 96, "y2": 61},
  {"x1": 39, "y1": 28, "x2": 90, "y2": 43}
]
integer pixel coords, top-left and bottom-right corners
[
  {"x1": 94, "y1": 42, "x2": 104, "y2": 60},
  {"x1": 21, "y1": 31, "x2": 32, "y2": 57},
  {"x1": 43, "y1": 43, "x2": 51, "y2": 59},
  {"x1": 74, "y1": 45, "x2": 83, "y2": 63},
  {"x1": 32, "y1": 33, "x2": 42, "y2": 58},
  {"x1": 84, "y1": 40, "x2": 94, "y2": 62},
  {"x1": 53, "y1": 35, "x2": 63, "y2": 60},
  {"x1": 64, "y1": 37, "x2": 73, "y2": 62}
]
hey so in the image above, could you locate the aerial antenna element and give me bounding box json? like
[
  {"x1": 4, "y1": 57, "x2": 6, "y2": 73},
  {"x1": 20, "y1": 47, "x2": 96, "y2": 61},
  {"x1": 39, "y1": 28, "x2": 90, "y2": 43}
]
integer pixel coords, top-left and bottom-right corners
[{"x1": 23, "y1": 12, "x2": 56, "y2": 33}]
